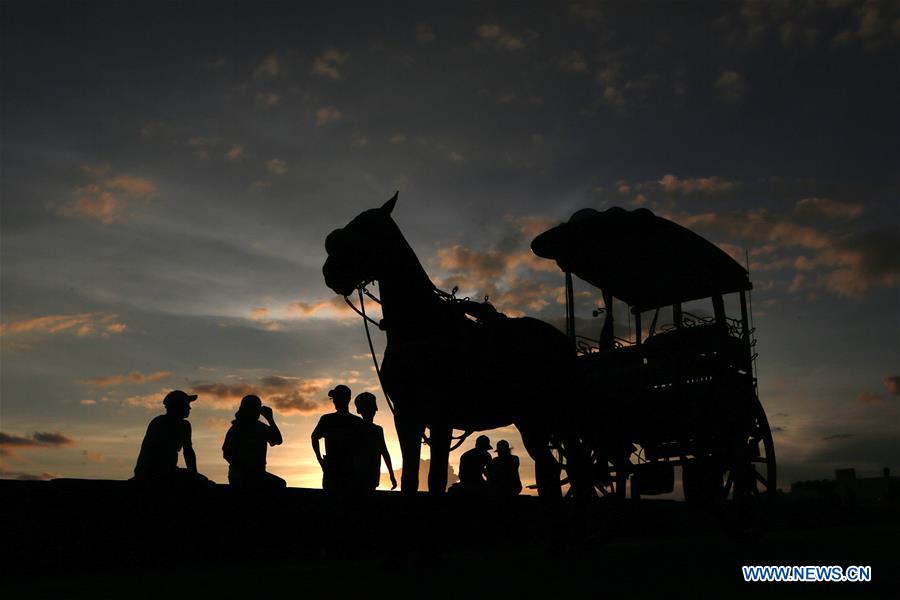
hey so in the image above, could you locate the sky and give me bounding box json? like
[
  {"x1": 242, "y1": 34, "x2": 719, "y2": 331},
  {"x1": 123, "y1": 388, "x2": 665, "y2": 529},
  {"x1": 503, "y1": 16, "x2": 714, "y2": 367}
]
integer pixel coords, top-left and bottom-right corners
[{"x1": 1, "y1": 1, "x2": 898, "y2": 492}]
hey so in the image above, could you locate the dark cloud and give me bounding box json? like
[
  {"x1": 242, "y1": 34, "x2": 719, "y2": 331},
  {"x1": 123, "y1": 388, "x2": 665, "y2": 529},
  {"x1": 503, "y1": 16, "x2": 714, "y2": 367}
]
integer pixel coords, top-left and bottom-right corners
[
  {"x1": 822, "y1": 433, "x2": 855, "y2": 441},
  {"x1": 883, "y1": 375, "x2": 900, "y2": 396},
  {"x1": 0, "y1": 431, "x2": 75, "y2": 456},
  {"x1": 191, "y1": 376, "x2": 331, "y2": 414}
]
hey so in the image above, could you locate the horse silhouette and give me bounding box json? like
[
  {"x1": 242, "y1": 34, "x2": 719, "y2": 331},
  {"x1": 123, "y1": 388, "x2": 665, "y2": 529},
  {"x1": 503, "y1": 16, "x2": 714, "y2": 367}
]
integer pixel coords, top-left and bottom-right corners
[{"x1": 323, "y1": 193, "x2": 574, "y2": 497}]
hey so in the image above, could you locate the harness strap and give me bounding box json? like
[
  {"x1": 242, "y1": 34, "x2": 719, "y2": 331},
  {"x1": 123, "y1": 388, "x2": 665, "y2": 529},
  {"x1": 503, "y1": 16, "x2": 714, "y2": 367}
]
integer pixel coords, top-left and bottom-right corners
[{"x1": 352, "y1": 285, "x2": 475, "y2": 451}]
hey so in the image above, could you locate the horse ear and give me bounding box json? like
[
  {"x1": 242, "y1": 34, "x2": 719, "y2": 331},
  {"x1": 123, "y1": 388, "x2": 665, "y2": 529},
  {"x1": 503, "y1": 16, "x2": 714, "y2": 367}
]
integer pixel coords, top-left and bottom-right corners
[{"x1": 381, "y1": 191, "x2": 398, "y2": 214}]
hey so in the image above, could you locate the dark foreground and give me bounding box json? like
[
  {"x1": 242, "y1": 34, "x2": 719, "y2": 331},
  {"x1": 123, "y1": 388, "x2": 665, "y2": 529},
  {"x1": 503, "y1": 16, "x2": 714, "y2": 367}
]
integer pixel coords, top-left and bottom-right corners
[{"x1": 1, "y1": 479, "x2": 896, "y2": 599}]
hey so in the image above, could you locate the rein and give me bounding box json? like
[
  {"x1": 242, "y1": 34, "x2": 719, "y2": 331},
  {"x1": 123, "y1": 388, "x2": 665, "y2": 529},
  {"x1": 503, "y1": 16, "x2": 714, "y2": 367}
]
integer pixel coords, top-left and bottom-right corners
[{"x1": 347, "y1": 283, "x2": 473, "y2": 450}]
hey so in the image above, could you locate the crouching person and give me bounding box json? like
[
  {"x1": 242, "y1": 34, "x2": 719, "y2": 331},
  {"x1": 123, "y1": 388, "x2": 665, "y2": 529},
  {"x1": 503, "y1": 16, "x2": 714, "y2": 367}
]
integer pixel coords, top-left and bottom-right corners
[
  {"x1": 133, "y1": 390, "x2": 211, "y2": 487},
  {"x1": 223, "y1": 395, "x2": 286, "y2": 490}
]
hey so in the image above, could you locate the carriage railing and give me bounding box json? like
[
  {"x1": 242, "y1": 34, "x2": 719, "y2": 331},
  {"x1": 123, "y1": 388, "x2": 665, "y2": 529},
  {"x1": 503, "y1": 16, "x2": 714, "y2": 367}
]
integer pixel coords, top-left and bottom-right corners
[{"x1": 574, "y1": 311, "x2": 751, "y2": 357}]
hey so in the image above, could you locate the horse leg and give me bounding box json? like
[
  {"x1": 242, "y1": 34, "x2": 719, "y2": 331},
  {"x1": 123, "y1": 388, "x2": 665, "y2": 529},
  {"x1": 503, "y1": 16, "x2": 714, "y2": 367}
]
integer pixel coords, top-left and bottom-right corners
[
  {"x1": 395, "y1": 411, "x2": 424, "y2": 495},
  {"x1": 518, "y1": 424, "x2": 561, "y2": 499},
  {"x1": 427, "y1": 424, "x2": 451, "y2": 495}
]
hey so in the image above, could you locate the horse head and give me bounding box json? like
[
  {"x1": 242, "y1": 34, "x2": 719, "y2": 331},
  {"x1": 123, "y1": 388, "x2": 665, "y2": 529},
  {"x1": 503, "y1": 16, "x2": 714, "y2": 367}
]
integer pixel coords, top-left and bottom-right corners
[{"x1": 323, "y1": 192, "x2": 399, "y2": 296}]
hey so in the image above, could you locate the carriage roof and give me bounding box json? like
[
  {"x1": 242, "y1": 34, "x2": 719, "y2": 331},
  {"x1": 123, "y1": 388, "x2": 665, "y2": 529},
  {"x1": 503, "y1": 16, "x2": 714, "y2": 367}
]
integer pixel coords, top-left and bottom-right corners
[{"x1": 531, "y1": 207, "x2": 751, "y2": 312}]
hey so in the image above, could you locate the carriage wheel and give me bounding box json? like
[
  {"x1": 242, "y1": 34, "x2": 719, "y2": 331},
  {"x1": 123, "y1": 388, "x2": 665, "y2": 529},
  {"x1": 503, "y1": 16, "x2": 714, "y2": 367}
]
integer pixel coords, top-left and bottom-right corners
[{"x1": 684, "y1": 395, "x2": 777, "y2": 525}]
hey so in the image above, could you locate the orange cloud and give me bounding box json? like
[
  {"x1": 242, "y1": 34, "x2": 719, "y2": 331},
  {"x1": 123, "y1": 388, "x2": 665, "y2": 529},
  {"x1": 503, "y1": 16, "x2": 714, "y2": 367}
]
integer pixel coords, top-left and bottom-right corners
[
  {"x1": 191, "y1": 375, "x2": 335, "y2": 414},
  {"x1": 255, "y1": 92, "x2": 281, "y2": 108},
  {"x1": 58, "y1": 170, "x2": 157, "y2": 224},
  {"x1": 78, "y1": 370, "x2": 172, "y2": 388},
  {"x1": 883, "y1": 376, "x2": 900, "y2": 396},
  {"x1": 253, "y1": 54, "x2": 280, "y2": 78},
  {"x1": 314, "y1": 106, "x2": 342, "y2": 126},
  {"x1": 265, "y1": 158, "x2": 288, "y2": 174},
  {"x1": 82, "y1": 450, "x2": 105, "y2": 464},
  {"x1": 673, "y1": 209, "x2": 899, "y2": 298},
  {"x1": 795, "y1": 197, "x2": 864, "y2": 220},
  {"x1": 285, "y1": 297, "x2": 355, "y2": 320},
  {"x1": 0, "y1": 313, "x2": 127, "y2": 338},
  {"x1": 476, "y1": 24, "x2": 526, "y2": 50},
  {"x1": 311, "y1": 49, "x2": 347, "y2": 79},
  {"x1": 856, "y1": 391, "x2": 883, "y2": 405},
  {"x1": 658, "y1": 174, "x2": 737, "y2": 194}
]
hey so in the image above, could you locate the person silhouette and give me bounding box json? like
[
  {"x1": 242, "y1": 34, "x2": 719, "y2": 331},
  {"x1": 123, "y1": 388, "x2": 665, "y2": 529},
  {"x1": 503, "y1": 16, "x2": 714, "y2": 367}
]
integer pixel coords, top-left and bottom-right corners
[
  {"x1": 311, "y1": 385, "x2": 363, "y2": 495},
  {"x1": 133, "y1": 390, "x2": 210, "y2": 485},
  {"x1": 353, "y1": 392, "x2": 397, "y2": 493},
  {"x1": 222, "y1": 395, "x2": 286, "y2": 490},
  {"x1": 451, "y1": 434, "x2": 492, "y2": 495},
  {"x1": 487, "y1": 439, "x2": 522, "y2": 497}
]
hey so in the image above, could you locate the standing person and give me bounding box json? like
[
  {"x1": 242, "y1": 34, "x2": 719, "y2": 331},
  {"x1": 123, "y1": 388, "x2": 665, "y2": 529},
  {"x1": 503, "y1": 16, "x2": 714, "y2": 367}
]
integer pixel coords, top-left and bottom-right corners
[
  {"x1": 222, "y1": 395, "x2": 286, "y2": 490},
  {"x1": 452, "y1": 435, "x2": 492, "y2": 495},
  {"x1": 353, "y1": 392, "x2": 397, "y2": 493},
  {"x1": 311, "y1": 385, "x2": 362, "y2": 495},
  {"x1": 133, "y1": 390, "x2": 210, "y2": 486},
  {"x1": 487, "y1": 439, "x2": 522, "y2": 497}
]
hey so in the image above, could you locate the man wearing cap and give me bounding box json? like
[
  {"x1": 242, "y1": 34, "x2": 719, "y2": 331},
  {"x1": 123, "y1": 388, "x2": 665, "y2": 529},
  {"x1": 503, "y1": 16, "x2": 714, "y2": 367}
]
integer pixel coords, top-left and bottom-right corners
[
  {"x1": 455, "y1": 434, "x2": 493, "y2": 494},
  {"x1": 353, "y1": 392, "x2": 397, "y2": 493},
  {"x1": 311, "y1": 384, "x2": 363, "y2": 495},
  {"x1": 133, "y1": 390, "x2": 208, "y2": 484},
  {"x1": 487, "y1": 439, "x2": 522, "y2": 497}
]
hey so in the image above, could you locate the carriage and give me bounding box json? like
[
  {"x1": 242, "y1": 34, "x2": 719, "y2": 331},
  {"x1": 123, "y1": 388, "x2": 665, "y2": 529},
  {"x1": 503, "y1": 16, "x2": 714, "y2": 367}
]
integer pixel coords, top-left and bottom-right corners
[
  {"x1": 324, "y1": 196, "x2": 775, "y2": 509},
  {"x1": 531, "y1": 207, "x2": 776, "y2": 507}
]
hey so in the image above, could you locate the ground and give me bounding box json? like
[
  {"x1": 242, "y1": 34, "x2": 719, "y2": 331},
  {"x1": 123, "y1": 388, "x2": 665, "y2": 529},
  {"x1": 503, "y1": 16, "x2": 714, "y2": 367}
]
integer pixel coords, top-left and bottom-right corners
[{"x1": 1, "y1": 480, "x2": 895, "y2": 598}]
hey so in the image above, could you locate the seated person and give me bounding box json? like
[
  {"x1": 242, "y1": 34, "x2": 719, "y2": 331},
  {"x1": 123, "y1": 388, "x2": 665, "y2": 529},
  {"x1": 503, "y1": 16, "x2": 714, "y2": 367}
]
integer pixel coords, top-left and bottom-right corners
[
  {"x1": 223, "y1": 395, "x2": 286, "y2": 490},
  {"x1": 449, "y1": 435, "x2": 493, "y2": 495},
  {"x1": 486, "y1": 439, "x2": 522, "y2": 497},
  {"x1": 133, "y1": 390, "x2": 210, "y2": 486}
]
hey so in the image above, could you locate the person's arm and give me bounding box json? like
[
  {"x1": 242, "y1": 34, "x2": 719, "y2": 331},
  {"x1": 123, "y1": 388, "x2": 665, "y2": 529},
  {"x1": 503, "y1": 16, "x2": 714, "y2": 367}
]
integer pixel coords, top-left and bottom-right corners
[
  {"x1": 260, "y1": 406, "x2": 283, "y2": 446},
  {"x1": 222, "y1": 427, "x2": 235, "y2": 464},
  {"x1": 182, "y1": 422, "x2": 198, "y2": 473},
  {"x1": 379, "y1": 431, "x2": 397, "y2": 490},
  {"x1": 311, "y1": 421, "x2": 325, "y2": 468}
]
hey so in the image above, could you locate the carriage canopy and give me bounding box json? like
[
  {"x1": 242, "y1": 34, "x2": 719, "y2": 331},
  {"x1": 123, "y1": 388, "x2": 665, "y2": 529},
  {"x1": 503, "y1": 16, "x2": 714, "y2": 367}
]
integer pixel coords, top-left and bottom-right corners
[{"x1": 531, "y1": 207, "x2": 751, "y2": 312}]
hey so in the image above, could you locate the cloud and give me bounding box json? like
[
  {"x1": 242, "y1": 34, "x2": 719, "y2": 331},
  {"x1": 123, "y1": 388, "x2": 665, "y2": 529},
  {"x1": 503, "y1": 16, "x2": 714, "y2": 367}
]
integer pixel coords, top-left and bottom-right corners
[
  {"x1": 314, "y1": 106, "x2": 342, "y2": 126},
  {"x1": 265, "y1": 158, "x2": 288, "y2": 175},
  {"x1": 285, "y1": 297, "x2": 355, "y2": 320},
  {"x1": 883, "y1": 376, "x2": 900, "y2": 396},
  {"x1": 415, "y1": 23, "x2": 436, "y2": 43},
  {"x1": 447, "y1": 151, "x2": 465, "y2": 163},
  {"x1": 0, "y1": 313, "x2": 127, "y2": 338},
  {"x1": 594, "y1": 60, "x2": 659, "y2": 109},
  {"x1": 658, "y1": 174, "x2": 737, "y2": 194},
  {"x1": 795, "y1": 197, "x2": 864, "y2": 220},
  {"x1": 191, "y1": 375, "x2": 334, "y2": 414},
  {"x1": 253, "y1": 54, "x2": 280, "y2": 79},
  {"x1": 856, "y1": 391, "x2": 883, "y2": 405},
  {"x1": 82, "y1": 450, "x2": 105, "y2": 464},
  {"x1": 714, "y1": 70, "x2": 747, "y2": 103},
  {"x1": 0, "y1": 431, "x2": 75, "y2": 456},
  {"x1": 310, "y1": 49, "x2": 348, "y2": 79},
  {"x1": 0, "y1": 467, "x2": 55, "y2": 480},
  {"x1": 476, "y1": 24, "x2": 527, "y2": 50},
  {"x1": 58, "y1": 169, "x2": 158, "y2": 224},
  {"x1": 78, "y1": 370, "x2": 172, "y2": 388},
  {"x1": 351, "y1": 134, "x2": 368, "y2": 148},
  {"x1": 667, "y1": 209, "x2": 899, "y2": 298},
  {"x1": 255, "y1": 92, "x2": 281, "y2": 108},
  {"x1": 559, "y1": 50, "x2": 588, "y2": 72},
  {"x1": 225, "y1": 144, "x2": 245, "y2": 161},
  {"x1": 388, "y1": 133, "x2": 407, "y2": 144}
]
